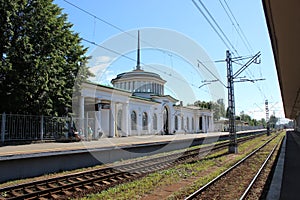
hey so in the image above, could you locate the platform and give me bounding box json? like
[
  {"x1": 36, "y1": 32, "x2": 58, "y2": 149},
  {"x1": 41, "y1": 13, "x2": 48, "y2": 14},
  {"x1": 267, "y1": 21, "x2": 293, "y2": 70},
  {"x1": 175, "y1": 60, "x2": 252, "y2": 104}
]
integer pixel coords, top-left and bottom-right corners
[
  {"x1": 0, "y1": 130, "x2": 267, "y2": 159},
  {"x1": 0, "y1": 129, "x2": 266, "y2": 183},
  {"x1": 267, "y1": 130, "x2": 300, "y2": 200},
  {"x1": 0, "y1": 132, "x2": 228, "y2": 160}
]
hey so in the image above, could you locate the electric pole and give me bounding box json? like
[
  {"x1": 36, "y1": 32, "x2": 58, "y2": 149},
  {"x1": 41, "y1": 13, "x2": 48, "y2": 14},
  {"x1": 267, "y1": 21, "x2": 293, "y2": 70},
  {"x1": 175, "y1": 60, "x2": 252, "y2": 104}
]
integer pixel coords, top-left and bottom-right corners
[
  {"x1": 197, "y1": 50, "x2": 262, "y2": 154},
  {"x1": 226, "y1": 50, "x2": 262, "y2": 153},
  {"x1": 227, "y1": 50, "x2": 237, "y2": 153},
  {"x1": 265, "y1": 99, "x2": 270, "y2": 135}
]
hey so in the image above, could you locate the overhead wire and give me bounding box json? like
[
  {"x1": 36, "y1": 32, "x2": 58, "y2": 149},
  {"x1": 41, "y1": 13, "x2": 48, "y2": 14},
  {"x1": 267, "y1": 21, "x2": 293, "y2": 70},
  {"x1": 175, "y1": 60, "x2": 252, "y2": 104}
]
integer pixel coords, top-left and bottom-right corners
[
  {"x1": 219, "y1": 0, "x2": 267, "y2": 101},
  {"x1": 218, "y1": 0, "x2": 252, "y2": 54},
  {"x1": 63, "y1": 0, "x2": 173, "y2": 56},
  {"x1": 82, "y1": 38, "x2": 222, "y2": 99},
  {"x1": 191, "y1": 0, "x2": 232, "y2": 52},
  {"x1": 223, "y1": 0, "x2": 254, "y2": 53},
  {"x1": 192, "y1": 0, "x2": 268, "y2": 108},
  {"x1": 62, "y1": 0, "x2": 226, "y2": 99},
  {"x1": 193, "y1": 0, "x2": 239, "y2": 55}
]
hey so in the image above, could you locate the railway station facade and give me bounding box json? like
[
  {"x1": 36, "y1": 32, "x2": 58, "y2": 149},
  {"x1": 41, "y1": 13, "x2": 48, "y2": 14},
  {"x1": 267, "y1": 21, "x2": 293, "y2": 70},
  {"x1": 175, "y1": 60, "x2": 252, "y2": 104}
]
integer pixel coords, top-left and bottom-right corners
[
  {"x1": 73, "y1": 32, "x2": 213, "y2": 138},
  {"x1": 74, "y1": 72, "x2": 213, "y2": 138}
]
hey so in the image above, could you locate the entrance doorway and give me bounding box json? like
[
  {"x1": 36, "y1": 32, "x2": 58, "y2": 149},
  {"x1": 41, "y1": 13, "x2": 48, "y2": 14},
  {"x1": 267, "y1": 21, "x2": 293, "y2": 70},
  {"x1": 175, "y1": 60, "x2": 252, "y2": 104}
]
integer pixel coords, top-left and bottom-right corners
[{"x1": 163, "y1": 106, "x2": 169, "y2": 134}]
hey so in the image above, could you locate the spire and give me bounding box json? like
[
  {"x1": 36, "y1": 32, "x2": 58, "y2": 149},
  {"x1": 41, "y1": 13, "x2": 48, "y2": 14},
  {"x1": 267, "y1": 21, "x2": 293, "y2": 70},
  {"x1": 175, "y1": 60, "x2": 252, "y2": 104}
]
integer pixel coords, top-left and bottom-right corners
[{"x1": 136, "y1": 30, "x2": 141, "y2": 70}]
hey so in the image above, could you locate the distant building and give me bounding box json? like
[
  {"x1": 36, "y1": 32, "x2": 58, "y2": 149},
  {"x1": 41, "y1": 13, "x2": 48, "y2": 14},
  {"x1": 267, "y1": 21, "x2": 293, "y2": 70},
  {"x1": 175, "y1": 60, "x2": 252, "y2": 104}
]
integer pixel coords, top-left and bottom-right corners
[{"x1": 73, "y1": 32, "x2": 214, "y2": 138}]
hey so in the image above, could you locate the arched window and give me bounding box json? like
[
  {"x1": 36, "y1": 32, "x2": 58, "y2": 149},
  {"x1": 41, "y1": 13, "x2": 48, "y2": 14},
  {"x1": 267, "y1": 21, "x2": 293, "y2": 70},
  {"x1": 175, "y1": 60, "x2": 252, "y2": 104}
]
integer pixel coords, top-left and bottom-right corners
[
  {"x1": 131, "y1": 111, "x2": 137, "y2": 130},
  {"x1": 175, "y1": 116, "x2": 178, "y2": 130},
  {"x1": 187, "y1": 117, "x2": 189, "y2": 131},
  {"x1": 153, "y1": 114, "x2": 157, "y2": 130},
  {"x1": 142, "y1": 112, "x2": 148, "y2": 130},
  {"x1": 117, "y1": 109, "x2": 122, "y2": 130},
  {"x1": 199, "y1": 116, "x2": 203, "y2": 130},
  {"x1": 181, "y1": 116, "x2": 184, "y2": 130},
  {"x1": 192, "y1": 117, "x2": 194, "y2": 131}
]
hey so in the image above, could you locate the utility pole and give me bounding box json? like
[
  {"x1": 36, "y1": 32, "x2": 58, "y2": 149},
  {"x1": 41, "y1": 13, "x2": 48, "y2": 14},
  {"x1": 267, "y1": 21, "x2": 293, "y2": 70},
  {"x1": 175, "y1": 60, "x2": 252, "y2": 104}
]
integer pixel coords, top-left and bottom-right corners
[
  {"x1": 226, "y1": 50, "x2": 262, "y2": 153},
  {"x1": 197, "y1": 50, "x2": 262, "y2": 154},
  {"x1": 265, "y1": 99, "x2": 270, "y2": 135},
  {"x1": 226, "y1": 50, "x2": 237, "y2": 153}
]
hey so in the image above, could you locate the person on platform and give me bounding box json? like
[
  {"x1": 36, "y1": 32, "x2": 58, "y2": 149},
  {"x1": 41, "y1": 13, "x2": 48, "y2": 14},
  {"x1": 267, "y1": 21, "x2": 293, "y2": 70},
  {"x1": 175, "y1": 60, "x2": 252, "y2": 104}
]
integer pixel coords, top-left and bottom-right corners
[{"x1": 68, "y1": 127, "x2": 81, "y2": 141}]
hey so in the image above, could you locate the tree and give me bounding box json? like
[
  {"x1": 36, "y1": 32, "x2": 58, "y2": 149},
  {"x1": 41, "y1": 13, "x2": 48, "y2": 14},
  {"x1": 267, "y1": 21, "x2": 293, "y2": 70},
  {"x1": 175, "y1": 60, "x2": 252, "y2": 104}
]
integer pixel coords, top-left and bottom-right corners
[
  {"x1": 0, "y1": 0, "x2": 92, "y2": 116},
  {"x1": 216, "y1": 98, "x2": 225, "y2": 119},
  {"x1": 269, "y1": 115, "x2": 278, "y2": 128},
  {"x1": 193, "y1": 99, "x2": 225, "y2": 121}
]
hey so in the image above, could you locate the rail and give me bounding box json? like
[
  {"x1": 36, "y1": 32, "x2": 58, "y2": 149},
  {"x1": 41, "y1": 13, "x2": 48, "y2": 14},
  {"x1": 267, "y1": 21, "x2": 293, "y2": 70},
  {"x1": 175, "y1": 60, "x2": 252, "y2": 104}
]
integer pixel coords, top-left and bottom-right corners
[
  {"x1": 185, "y1": 133, "x2": 281, "y2": 200},
  {"x1": 0, "y1": 133, "x2": 263, "y2": 199}
]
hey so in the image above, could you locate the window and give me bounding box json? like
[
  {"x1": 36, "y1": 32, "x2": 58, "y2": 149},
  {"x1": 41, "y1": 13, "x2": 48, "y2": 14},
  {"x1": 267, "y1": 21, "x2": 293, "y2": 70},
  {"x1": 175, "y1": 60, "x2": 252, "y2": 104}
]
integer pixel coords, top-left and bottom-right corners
[
  {"x1": 175, "y1": 116, "x2": 178, "y2": 130},
  {"x1": 142, "y1": 112, "x2": 148, "y2": 130},
  {"x1": 131, "y1": 111, "x2": 137, "y2": 130},
  {"x1": 181, "y1": 116, "x2": 184, "y2": 130},
  {"x1": 117, "y1": 109, "x2": 122, "y2": 130},
  {"x1": 199, "y1": 116, "x2": 203, "y2": 130},
  {"x1": 153, "y1": 114, "x2": 157, "y2": 130}
]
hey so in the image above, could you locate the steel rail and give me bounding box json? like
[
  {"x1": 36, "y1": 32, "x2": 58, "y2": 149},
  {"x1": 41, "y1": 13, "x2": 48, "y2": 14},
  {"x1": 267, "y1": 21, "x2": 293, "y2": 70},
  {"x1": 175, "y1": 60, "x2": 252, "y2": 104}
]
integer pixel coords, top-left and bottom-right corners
[
  {"x1": 0, "y1": 133, "x2": 264, "y2": 199},
  {"x1": 185, "y1": 134, "x2": 278, "y2": 200},
  {"x1": 239, "y1": 135, "x2": 284, "y2": 200}
]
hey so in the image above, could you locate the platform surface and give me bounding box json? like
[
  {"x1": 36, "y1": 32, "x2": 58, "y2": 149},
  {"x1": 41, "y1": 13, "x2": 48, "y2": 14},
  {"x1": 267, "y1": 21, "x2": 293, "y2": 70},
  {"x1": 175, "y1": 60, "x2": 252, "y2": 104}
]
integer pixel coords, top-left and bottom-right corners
[
  {"x1": 0, "y1": 129, "x2": 266, "y2": 160},
  {"x1": 279, "y1": 131, "x2": 300, "y2": 199},
  {"x1": 0, "y1": 132, "x2": 230, "y2": 159}
]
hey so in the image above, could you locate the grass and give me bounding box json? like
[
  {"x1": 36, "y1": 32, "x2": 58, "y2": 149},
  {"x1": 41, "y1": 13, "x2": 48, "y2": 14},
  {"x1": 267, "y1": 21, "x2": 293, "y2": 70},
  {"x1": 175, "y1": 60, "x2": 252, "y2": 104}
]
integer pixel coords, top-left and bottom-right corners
[{"x1": 80, "y1": 131, "x2": 285, "y2": 200}]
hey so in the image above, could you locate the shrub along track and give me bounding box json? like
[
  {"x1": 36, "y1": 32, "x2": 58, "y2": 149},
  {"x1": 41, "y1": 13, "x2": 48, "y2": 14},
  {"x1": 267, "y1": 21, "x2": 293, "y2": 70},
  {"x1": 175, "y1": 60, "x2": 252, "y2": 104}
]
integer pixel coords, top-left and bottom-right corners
[
  {"x1": 185, "y1": 133, "x2": 284, "y2": 200},
  {"x1": 0, "y1": 133, "x2": 264, "y2": 200}
]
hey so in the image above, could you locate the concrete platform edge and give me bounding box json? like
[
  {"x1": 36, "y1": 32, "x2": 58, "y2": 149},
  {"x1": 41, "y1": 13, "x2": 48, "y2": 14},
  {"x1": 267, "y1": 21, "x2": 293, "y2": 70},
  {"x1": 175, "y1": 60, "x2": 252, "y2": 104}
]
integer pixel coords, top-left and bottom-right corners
[{"x1": 266, "y1": 134, "x2": 286, "y2": 200}]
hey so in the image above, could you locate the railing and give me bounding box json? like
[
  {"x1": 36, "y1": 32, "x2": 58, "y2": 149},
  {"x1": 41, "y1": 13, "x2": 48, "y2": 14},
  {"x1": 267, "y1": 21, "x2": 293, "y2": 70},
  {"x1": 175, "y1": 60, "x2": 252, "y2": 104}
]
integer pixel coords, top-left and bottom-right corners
[{"x1": 0, "y1": 113, "x2": 68, "y2": 143}]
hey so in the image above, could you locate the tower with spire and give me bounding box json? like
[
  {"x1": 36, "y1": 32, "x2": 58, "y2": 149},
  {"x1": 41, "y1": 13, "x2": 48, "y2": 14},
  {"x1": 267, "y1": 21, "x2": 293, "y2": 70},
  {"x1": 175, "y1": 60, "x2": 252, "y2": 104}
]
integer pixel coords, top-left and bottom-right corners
[
  {"x1": 135, "y1": 30, "x2": 141, "y2": 70},
  {"x1": 111, "y1": 30, "x2": 166, "y2": 96}
]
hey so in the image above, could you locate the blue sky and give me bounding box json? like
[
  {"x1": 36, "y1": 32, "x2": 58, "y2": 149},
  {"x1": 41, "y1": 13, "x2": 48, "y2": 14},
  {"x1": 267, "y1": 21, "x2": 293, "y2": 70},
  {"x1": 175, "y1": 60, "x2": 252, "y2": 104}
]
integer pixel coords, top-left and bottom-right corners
[{"x1": 54, "y1": 0, "x2": 286, "y2": 122}]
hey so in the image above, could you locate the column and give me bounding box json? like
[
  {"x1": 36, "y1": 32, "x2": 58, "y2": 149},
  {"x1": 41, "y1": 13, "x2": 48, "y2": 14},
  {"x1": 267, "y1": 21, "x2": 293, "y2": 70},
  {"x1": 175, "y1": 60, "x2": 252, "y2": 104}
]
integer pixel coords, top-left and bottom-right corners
[
  {"x1": 202, "y1": 115, "x2": 206, "y2": 133},
  {"x1": 151, "y1": 82, "x2": 154, "y2": 93},
  {"x1": 128, "y1": 82, "x2": 131, "y2": 92},
  {"x1": 122, "y1": 103, "x2": 129, "y2": 136},
  {"x1": 78, "y1": 96, "x2": 85, "y2": 136},
  {"x1": 159, "y1": 84, "x2": 162, "y2": 95},
  {"x1": 205, "y1": 116, "x2": 208, "y2": 133},
  {"x1": 210, "y1": 116, "x2": 214, "y2": 132},
  {"x1": 195, "y1": 116, "x2": 199, "y2": 132},
  {"x1": 207, "y1": 116, "x2": 210, "y2": 132},
  {"x1": 95, "y1": 110, "x2": 101, "y2": 138},
  {"x1": 109, "y1": 101, "x2": 116, "y2": 137}
]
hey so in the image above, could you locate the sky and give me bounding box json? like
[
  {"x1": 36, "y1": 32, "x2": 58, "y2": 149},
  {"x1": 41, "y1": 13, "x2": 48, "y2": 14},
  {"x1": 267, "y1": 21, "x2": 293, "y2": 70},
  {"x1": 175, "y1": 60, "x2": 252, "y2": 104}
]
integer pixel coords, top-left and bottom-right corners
[{"x1": 54, "y1": 0, "x2": 288, "y2": 123}]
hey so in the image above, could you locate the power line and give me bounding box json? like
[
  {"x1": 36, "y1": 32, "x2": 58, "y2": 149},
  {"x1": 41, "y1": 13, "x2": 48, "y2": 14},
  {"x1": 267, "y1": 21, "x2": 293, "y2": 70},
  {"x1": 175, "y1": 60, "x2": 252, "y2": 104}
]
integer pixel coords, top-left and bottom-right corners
[
  {"x1": 219, "y1": 0, "x2": 267, "y2": 101},
  {"x1": 192, "y1": 0, "x2": 239, "y2": 55},
  {"x1": 63, "y1": 0, "x2": 225, "y2": 100},
  {"x1": 197, "y1": 59, "x2": 227, "y2": 88},
  {"x1": 63, "y1": 0, "x2": 169, "y2": 55},
  {"x1": 192, "y1": 0, "x2": 231, "y2": 51},
  {"x1": 218, "y1": 0, "x2": 253, "y2": 54},
  {"x1": 83, "y1": 38, "x2": 222, "y2": 99},
  {"x1": 222, "y1": 0, "x2": 254, "y2": 53}
]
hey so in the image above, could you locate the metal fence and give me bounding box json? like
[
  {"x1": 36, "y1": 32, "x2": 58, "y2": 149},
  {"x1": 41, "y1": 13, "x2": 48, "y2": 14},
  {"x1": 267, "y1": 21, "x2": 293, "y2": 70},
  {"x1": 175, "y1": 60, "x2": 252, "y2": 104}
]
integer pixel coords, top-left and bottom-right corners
[{"x1": 0, "y1": 113, "x2": 68, "y2": 143}]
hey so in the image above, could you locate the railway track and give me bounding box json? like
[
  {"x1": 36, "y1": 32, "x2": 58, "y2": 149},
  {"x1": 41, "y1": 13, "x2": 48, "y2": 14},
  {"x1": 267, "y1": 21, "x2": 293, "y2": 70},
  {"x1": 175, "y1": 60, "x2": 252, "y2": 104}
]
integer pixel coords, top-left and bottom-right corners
[
  {"x1": 0, "y1": 133, "x2": 265, "y2": 199},
  {"x1": 185, "y1": 133, "x2": 283, "y2": 200}
]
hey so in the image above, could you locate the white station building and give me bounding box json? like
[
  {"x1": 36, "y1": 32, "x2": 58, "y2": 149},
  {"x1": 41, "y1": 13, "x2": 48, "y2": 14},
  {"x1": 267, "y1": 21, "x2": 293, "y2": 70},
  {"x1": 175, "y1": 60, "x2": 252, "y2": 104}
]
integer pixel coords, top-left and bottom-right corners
[{"x1": 74, "y1": 33, "x2": 214, "y2": 138}]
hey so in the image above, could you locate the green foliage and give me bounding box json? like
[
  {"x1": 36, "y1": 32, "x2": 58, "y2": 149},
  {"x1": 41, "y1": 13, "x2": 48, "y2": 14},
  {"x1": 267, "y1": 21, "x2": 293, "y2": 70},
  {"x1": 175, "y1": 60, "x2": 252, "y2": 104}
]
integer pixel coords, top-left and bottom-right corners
[
  {"x1": 193, "y1": 98, "x2": 226, "y2": 121},
  {"x1": 0, "y1": 0, "x2": 92, "y2": 116},
  {"x1": 269, "y1": 115, "x2": 278, "y2": 128}
]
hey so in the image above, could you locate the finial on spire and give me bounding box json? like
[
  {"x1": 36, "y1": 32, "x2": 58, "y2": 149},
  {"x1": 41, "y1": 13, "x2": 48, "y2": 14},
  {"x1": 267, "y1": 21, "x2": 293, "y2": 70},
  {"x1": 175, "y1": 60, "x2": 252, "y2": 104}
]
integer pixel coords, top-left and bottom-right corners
[{"x1": 136, "y1": 30, "x2": 141, "y2": 70}]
